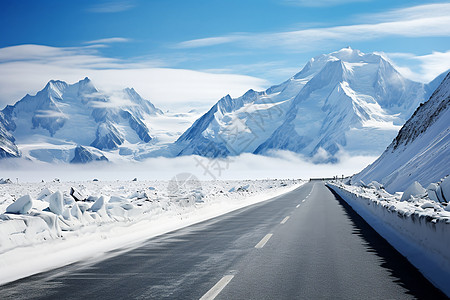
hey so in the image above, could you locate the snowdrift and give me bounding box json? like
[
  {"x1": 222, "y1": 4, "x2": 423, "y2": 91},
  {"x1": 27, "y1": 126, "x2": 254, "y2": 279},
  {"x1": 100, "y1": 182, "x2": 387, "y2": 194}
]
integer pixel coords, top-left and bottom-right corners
[{"x1": 0, "y1": 179, "x2": 303, "y2": 284}]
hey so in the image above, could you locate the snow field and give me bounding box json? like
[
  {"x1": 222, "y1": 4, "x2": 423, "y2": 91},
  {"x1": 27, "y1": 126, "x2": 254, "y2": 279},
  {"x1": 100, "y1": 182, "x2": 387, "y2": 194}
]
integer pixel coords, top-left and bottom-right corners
[
  {"x1": 0, "y1": 178, "x2": 304, "y2": 285},
  {"x1": 327, "y1": 180, "x2": 450, "y2": 296}
]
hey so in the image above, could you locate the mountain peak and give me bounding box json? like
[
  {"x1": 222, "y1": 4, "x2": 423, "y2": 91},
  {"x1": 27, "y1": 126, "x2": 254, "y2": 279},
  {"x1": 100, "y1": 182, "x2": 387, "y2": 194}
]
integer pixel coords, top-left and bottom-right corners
[
  {"x1": 76, "y1": 77, "x2": 98, "y2": 96},
  {"x1": 43, "y1": 80, "x2": 68, "y2": 99},
  {"x1": 44, "y1": 80, "x2": 68, "y2": 90},
  {"x1": 330, "y1": 47, "x2": 370, "y2": 63},
  {"x1": 79, "y1": 77, "x2": 91, "y2": 83}
]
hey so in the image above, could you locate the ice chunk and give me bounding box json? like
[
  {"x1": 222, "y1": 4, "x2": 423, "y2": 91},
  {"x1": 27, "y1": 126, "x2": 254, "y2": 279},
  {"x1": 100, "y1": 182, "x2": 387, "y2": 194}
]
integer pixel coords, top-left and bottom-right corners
[
  {"x1": 48, "y1": 191, "x2": 64, "y2": 215},
  {"x1": 77, "y1": 202, "x2": 90, "y2": 213},
  {"x1": 37, "y1": 188, "x2": 53, "y2": 201},
  {"x1": 427, "y1": 183, "x2": 440, "y2": 202},
  {"x1": 70, "y1": 204, "x2": 82, "y2": 220},
  {"x1": 70, "y1": 187, "x2": 86, "y2": 202},
  {"x1": 440, "y1": 176, "x2": 450, "y2": 203},
  {"x1": 400, "y1": 181, "x2": 426, "y2": 202},
  {"x1": 90, "y1": 195, "x2": 107, "y2": 212},
  {"x1": 32, "y1": 199, "x2": 49, "y2": 211},
  {"x1": 0, "y1": 178, "x2": 13, "y2": 184},
  {"x1": 6, "y1": 195, "x2": 33, "y2": 214}
]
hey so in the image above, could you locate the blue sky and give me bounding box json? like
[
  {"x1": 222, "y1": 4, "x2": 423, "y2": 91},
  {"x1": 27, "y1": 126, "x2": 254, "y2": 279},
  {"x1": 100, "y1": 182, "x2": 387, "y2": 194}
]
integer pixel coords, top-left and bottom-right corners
[{"x1": 0, "y1": 0, "x2": 449, "y2": 110}]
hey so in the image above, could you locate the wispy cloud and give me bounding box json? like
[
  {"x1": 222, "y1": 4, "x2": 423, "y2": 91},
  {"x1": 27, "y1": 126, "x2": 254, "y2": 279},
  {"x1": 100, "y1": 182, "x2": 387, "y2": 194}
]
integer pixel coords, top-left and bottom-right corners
[
  {"x1": 87, "y1": 1, "x2": 135, "y2": 13},
  {"x1": 84, "y1": 37, "x2": 131, "y2": 45},
  {"x1": 283, "y1": 0, "x2": 370, "y2": 7},
  {"x1": 0, "y1": 44, "x2": 269, "y2": 111},
  {"x1": 383, "y1": 50, "x2": 450, "y2": 83},
  {"x1": 175, "y1": 3, "x2": 450, "y2": 50},
  {"x1": 176, "y1": 36, "x2": 239, "y2": 49},
  {"x1": 358, "y1": 2, "x2": 450, "y2": 22}
]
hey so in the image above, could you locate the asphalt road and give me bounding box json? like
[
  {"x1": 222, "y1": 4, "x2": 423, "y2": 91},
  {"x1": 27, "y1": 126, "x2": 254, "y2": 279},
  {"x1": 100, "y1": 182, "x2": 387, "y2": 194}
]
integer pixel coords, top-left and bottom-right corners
[{"x1": 0, "y1": 182, "x2": 446, "y2": 299}]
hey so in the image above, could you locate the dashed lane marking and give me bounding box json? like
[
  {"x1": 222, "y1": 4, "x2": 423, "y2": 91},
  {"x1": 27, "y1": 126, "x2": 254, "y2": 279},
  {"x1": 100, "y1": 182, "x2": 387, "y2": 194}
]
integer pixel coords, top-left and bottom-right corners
[
  {"x1": 199, "y1": 275, "x2": 235, "y2": 300},
  {"x1": 280, "y1": 216, "x2": 290, "y2": 224},
  {"x1": 255, "y1": 233, "x2": 273, "y2": 249}
]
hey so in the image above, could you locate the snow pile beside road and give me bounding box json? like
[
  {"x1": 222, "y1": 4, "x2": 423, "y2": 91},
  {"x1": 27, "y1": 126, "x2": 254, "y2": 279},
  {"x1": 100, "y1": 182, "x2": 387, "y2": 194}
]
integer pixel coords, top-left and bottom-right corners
[
  {"x1": 0, "y1": 178, "x2": 303, "y2": 284},
  {"x1": 327, "y1": 179, "x2": 450, "y2": 296}
]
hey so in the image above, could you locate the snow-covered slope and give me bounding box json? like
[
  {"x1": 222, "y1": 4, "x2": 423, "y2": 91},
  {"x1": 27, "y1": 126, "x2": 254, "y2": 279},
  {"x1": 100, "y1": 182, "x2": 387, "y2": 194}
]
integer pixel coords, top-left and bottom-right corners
[
  {"x1": 177, "y1": 48, "x2": 436, "y2": 161},
  {"x1": 1, "y1": 78, "x2": 164, "y2": 162},
  {"x1": 0, "y1": 111, "x2": 20, "y2": 158},
  {"x1": 353, "y1": 72, "x2": 450, "y2": 193}
]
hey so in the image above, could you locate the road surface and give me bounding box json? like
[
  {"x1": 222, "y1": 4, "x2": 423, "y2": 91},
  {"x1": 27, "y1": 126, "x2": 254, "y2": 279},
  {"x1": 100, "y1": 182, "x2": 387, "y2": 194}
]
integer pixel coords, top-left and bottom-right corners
[{"x1": 0, "y1": 182, "x2": 445, "y2": 299}]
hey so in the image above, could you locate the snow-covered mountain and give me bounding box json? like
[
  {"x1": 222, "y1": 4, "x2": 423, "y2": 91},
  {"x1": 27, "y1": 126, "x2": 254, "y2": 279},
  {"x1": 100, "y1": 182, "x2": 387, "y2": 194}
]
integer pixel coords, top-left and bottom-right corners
[
  {"x1": 0, "y1": 78, "x2": 163, "y2": 162},
  {"x1": 176, "y1": 47, "x2": 440, "y2": 161},
  {"x1": 353, "y1": 72, "x2": 450, "y2": 193},
  {"x1": 0, "y1": 111, "x2": 20, "y2": 158}
]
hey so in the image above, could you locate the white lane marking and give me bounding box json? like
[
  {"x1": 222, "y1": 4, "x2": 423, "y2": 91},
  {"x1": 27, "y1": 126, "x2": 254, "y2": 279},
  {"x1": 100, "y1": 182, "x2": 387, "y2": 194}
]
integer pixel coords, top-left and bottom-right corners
[
  {"x1": 255, "y1": 233, "x2": 273, "y2": 249},
  {"x1": 302, "y1": 184, "x2": 314, "y2": 202},
  {"x1": 280, "y1": 216, "x2": 290, "y2": 224},
  {"x1": 296, "y1": 204, "x2": 300, "y2": 208},
  {"x1": 199, "y1": 275, "x2": 234, "y2": 300}
]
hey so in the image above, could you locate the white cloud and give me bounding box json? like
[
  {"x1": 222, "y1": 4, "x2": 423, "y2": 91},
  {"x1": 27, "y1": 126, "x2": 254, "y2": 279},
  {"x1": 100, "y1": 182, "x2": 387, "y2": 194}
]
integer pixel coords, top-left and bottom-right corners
[
  {"x1": 87, "y1": 1, "x2": 135, "y2": 13},
  {"x1": 359, "y1": 3, "x2": 450, "y2": 22},
  {"x1": 176, "y1": 36, "x2": 239, "y2": 49},
  {"x1": 383, "y1": 50, "x2": 450, "y2": 82},
  {"x1": 84, "y1": 37, "x2": 130, "y2": 45},
  {"x1": 411, "y1": 51, "x2": 450, "y2": 82},
  {"x1": 0, "y1": 45, "x2": 269, "y2": 111},
  {"x1": 176, "y1": 3, "x2": 450, "y2": 50}
]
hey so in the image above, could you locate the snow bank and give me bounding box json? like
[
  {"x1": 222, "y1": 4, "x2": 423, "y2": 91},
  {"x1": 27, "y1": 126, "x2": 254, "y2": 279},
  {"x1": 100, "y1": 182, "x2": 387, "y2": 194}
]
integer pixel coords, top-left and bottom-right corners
[
  {"x1": 327, "y1": 181, "x2": 450, "y2": 296},
  {"x1": 0, "y1": 178, "x2": 303, "y2": 285}
]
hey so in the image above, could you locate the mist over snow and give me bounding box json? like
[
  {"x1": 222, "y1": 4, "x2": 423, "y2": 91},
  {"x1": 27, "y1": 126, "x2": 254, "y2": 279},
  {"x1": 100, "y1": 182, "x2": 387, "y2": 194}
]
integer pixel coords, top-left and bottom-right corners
[{"x1": 0, "y1": 150, "x2": 376, "y2": 183}]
